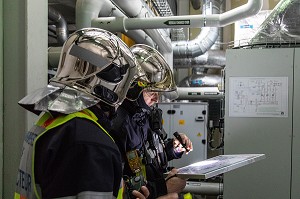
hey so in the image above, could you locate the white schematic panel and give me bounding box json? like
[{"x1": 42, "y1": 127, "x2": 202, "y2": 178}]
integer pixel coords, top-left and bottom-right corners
[{"x1": 229, "y1": 76, "x2": 288, "y2": 117}]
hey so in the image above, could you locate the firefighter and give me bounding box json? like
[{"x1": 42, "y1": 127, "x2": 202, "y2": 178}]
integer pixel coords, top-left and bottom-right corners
[
  {"x1": 14, "y1": 28, "x2": 149, "y2": 199},
  {"x1": 111, "y1": 44, "x2": 193, "y2": 199}
]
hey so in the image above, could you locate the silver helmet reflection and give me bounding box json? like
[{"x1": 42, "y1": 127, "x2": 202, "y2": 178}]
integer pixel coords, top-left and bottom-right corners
[
  {"x1": 129, "y1": 44, "x2": 178, "y2": 100},
  {"x1": 50, "y1": 28, "x2": 137, "y2": 107},
  {"x1": 18, "y1": 28, "x2": 138, "y2": 115},
  {"x1": 130, "y1": 44, "x2": 176, "y2": 92}
]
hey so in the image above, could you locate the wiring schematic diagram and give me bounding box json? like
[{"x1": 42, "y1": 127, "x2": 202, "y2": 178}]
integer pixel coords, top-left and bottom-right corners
[{"x1": 228, "y1": 77, "x2": 288, "y2": 117}]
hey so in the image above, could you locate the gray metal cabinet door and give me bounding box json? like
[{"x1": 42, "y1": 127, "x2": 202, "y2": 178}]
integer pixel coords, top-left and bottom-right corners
[
  {"x1": 292, "y1": 48, "x2": 300, "y2": 199},
  {"x1": 224, "y1": 48, "x2": 294, "y2": 199},
  {"x1": 158, "y1": 102, "x2": 208, "y2": 168}
]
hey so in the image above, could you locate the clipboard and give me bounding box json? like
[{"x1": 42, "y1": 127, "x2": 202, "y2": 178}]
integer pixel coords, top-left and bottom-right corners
[{"x1": 170, "y1": 154, "x2": 266, "y2": 180}]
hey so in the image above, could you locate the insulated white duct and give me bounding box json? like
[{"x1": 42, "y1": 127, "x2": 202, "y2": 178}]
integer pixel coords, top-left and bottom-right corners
[
  {"x1": 172, "y1": 0, "x2": 220, "y2": 59},
  {"x1": 76, "y1": 0, "x2": 155, "y2": 47},
  {"x1": 174, "y1": 50, "x2": 226, "y2": 69},
  {"x1": 48, "y1": 0, "x2": 174, "y2": 69},
  {"x1": 112, "y1": 0, "x2": 174, "y2": 63},
  {"x1": 95, "y1": 0, "x2": 262, "y2": 64},
  {"x1": 174, "y1": 1, "x2": 225, "y2": 100}
]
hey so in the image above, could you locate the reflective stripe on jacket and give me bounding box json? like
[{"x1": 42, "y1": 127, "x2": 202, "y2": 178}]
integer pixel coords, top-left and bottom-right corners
[{"x1": 14, "y1": 109, "x2": 123, "y2": 199}]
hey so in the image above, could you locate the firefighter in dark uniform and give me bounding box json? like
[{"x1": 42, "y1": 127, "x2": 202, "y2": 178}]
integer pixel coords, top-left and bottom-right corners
[
  {"x1": 111, "y1": 44, "x2": 193, "y2": 199},
  {"x1": 14, "y1": 28, "x2": 149, "y2": 199}
]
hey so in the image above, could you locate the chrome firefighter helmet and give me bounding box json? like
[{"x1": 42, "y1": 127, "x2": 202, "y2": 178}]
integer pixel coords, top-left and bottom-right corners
[
  {"x1": 127, "y1": 44, "x2": 178, "y2": 100},
  {"x1": 18, "y1": 28, "x2": 138, "y2": 114},
  {"x1": 131, "y1": 44, "x2": 176, "y2": 92},
  {"x1": 50, "y1": 28, "x2": 137, "y2": 107}
]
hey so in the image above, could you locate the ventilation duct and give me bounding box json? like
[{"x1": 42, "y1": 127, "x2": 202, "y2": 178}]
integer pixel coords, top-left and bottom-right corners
[
  {"x1": 175, "y1": 1, "x2": 225, "y2": 101},
  {"x1": 179, "y1": 68, "x2": 222, "y2": 88},
  {"x1": 174, "y1": 50, "x2": 225, "y2": 69},
  {"x1": 48, "y1": 0, "x2": 173, "y2": 69},
  {"x1": 172, "y1": 0, "x2": 220, "y2": 59},
  {"x1": 89, "y1": 0, "x2": 173, "y2": 65},
  {"x1": 250, "y1": 0, "x2": 300, "y2": 45},
  {"x1": 94, "y1": 0, "x2": 262, "y2": 66},
  {"x1": 111, "y1": 0, "x2": 173, "y2": 64},
  {"x1": 176, "y1": 66, "x2": 223, "y2": 100}
]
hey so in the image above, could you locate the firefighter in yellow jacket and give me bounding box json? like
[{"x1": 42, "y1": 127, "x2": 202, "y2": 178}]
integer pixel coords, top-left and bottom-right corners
[{"x1": 14, "y1": 28, "x2": 149, "y2": 199}]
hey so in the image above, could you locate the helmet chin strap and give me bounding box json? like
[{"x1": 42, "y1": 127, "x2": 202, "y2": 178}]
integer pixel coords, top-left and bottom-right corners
[{"x1": 98, "y1": 101, "x2": 117, "y2": 120}]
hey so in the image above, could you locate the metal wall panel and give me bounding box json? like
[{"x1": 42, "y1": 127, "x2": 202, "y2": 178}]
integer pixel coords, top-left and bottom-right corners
[
  {"x1": 158, "y1": 102, "x2": 208, "y2": 168},
  {"x1": 224, "y1": 48, "x2": 294, "y2": 199},
  {"x1": 292, "y1": 48, "x2": 300, "y2": 199},
  {"x1": 3, "y1": 0, "x2": 48, "y2": 198}
]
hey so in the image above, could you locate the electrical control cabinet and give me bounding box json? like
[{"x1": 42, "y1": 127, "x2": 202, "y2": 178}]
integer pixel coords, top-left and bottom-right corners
[
  {"x1": 158, "y1": 102, "x2": 208, "y2": 168},
  {"x1": 224, "y1": 48, "x2": 300, "y2": 199}
]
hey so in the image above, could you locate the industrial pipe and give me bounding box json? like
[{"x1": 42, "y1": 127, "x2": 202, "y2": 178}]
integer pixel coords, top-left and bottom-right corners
[
  {"x1": 183, "y1": 181, "x2": 223, "y2": 195},
  {"x1": 172, "y1": 0, "x2": 220, "y2": 58},
  {"x1": 99, "y1": 0, "x2": 174, "y2": 65},
  {"x1": 174, "y1": 50, "x2": 226, "y2": 69},
  {"x1": 93, "y1": 0, "x2": 263, "y2": 29},
  {"x1": 76, "y1": 0, "x2": 155, "y2": 47},
  {"x1": 176, "y1": 87, "x2": 224, "y2": 100},
  {"x1": 48, "y1": 6, "x2": 69, "y2": 45},
  {"x1": 190, "y1": 0, "x2": 201, "y2": 10},
  {"x1": 48, "y1": 47, "x2": 62, "y2": 69}
]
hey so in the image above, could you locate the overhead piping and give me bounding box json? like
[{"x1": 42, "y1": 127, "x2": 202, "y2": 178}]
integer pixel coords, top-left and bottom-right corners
[
  {"x1": 93, "y1": 0, "x2": 263, "y2": 30},
  {"x1": 191, "y1": 0, "x2": 201, "y2": 10},
  {"x1": 48, "y1": 0, "x2": 174, "y2": 69},
  {"x1": 174, "y1": 0, "x2": 225, "y2": 101},
  {"x1": 97, "y1": 0, "x2": 173, "y2": 66},
  {"x1": 111, "y1": 0, "x2": 143, "y2": 17},
  {"x1": 176, "y1": 87, "x2": 224, "y2": 100},
  {"x1": 183, "y1": 181, "x2": 223, "y2": 196},
  {"x1": 76, "y1": 0, "x2": 155, "y2": 47},
  {"x1": 111, "y1": 0, "x2": 173, "y2": 53},
  {"x1": 174, "y1": 50, "x2": 226, "y2": 68},
  {"x1": 172, "y1": 0, "x2": 220, "y2": 58},
  {"x1": 48, "y1": 6, "x2": 69, "y2": 45}
]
